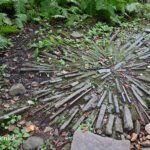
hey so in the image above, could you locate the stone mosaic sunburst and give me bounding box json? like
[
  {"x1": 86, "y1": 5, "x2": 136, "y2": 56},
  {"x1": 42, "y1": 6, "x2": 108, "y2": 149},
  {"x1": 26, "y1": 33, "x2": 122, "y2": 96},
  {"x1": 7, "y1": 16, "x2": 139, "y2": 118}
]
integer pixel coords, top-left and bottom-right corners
[{"x1": 21, "y1": 30, "x2": 150, "y2": 139}]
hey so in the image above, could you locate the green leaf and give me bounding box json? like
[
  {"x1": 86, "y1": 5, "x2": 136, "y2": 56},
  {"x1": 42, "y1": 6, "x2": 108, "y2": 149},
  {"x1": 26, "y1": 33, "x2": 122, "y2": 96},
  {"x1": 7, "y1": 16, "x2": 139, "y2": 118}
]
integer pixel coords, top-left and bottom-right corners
[
  {"x1": 0, "y1": 35, "x2": 10, "y2": 49},
  {"x1": 15, "y1": 14, "x2": 27, "y2": 28},
  {"x1": 27, "y1": 100, "x2": 35, "y2": 105},
  {"x1": 126, "y1": 2, "x2": 142, "y2": 13},
  {"x1": 2, "y1": 115, "x2": 10, "y2": 120}
]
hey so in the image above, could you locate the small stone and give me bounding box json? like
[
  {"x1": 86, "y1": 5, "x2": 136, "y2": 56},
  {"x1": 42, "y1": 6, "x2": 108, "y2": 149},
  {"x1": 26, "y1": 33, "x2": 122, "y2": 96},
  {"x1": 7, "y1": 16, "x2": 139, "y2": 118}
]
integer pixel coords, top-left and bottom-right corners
[
  {"x1": 96, "y1": 129, "x2": 102, "y2": 135},
  {"x1": 139, "y1": 133, "x2": 143, "y2": 138},
  {"x1": 121, "y1": 134, "x2": 125, "y2": 140},
  {"x1": 141, "y1": 140, "x2": 150, "y2": 147},
  {"x1": 142, "y1": 136, "x2": 146, "y2": 141},
  {"x1": 131, "y1": 133, "x2": 138, "y2": 142},
  {"x1": 62, "y1": 143, "x2": 71, "y2": 150},
  {"x1": 135, "y1": 144, "x2": 141, "y2": 150},
  {"x1": 126, "y1": 135, "x2": 131, "y2": 140},
  {"x1": 9, "y1": 83, "x2": 26, "y2": 96},
  {"x1": 146, "y1": 135, "x2": 150, "y2": 140},
  {"x1": 140, "y1": 137, "x2": 143, "y2": 142},
  {"x1": 130, "y1": 144, "x2": 134, "y2": 150},
  {"x1": 22, "y1": 136, "x2": 44, "y2": 150},
  {"x1": 54, "y1": 128, "x2": 59, "y2": 136},
  {"x1": 71, "y1": 31, "x2": 83, "y2": 39},
  {"x1": 145, "y1": 124, "x2": 150, "y2": 134},
  {"x1": 31, "y1": 81, "x2": 39, "y2": 88},
  {"x1": 44, "y1": 126, "x2": 53, "y2": 133},
  {"x1": 145, "y1": 29, "x2": 150, "y2": 33}
]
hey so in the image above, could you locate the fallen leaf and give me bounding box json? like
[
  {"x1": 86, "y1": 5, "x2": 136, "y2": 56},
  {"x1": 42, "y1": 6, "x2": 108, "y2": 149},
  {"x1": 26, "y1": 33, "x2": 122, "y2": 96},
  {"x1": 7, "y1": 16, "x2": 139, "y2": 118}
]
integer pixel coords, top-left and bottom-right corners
[
  {"x1": 13, "y1": 96, "x2": 19, "y2": 101},
  {"x1": 3, "y1": 103, "x2": 10, "y2": 108},
  {"x1": 10, "y1": 100, "x2": 15, "y2": 104},
  {"x1": 27, "y1": 124, "x2": 36, "y2": 132},
  {"x1": 81, "y1": 127, "x2": 88, "y2": 132},
  {"x1": 61, "y1": 132, "x2": 68, "y2": 137},
  {"x1": 83, "y1": 112, "x2": 89, "y2": 117},
  {"x1": 8, "y1": 125, "x2": 16, "y2": 131},
  {"x1": 19, "y1": 120, "x2": 26, "y2": 125}
]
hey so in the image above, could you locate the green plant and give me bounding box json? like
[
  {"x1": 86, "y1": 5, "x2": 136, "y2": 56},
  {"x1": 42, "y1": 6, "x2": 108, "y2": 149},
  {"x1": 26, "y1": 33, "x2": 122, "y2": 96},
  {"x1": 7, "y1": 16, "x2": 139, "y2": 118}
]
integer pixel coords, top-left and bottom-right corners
[
  {"x1": 144, "y1": 3, "x2": 150, "y2": 20},
  {"x1": 0, "y1": 115, "x2": 30, "y2": 150},
  {"x1": 0, "y1": 64, "x2": 7, "y2": 88},
  {"x1": 0, "y1": 128, "x2": 30, "y2": 150},
  {"x1": 0, "y1": 35, "x2": 11, "y2": 49},
  {"x1": 86, "y1": 22, "x2": 113, "y2": 46},
  {"x1": 0, "y1": 0, "x2": 147, "y2": 29}
]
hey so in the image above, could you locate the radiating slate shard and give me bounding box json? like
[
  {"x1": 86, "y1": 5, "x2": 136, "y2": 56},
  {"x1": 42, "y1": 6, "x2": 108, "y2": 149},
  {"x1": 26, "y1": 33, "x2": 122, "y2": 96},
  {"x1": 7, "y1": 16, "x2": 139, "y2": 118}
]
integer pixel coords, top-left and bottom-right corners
[
  {"x1": 83, "y1": 95, "x2": 97, "y2": 111},
  {"x1": 71, "y1": 131, "x2": 130, "y2": 150},
  {"x1": 135, "y1": 120, "x2": 141, "y2": 134},
  {"x1": 123, "y1": 105, "x2": 133, "y2": 131},
  {"x1": 97, "y1": 90, "x2": 107, "y2": 107},
  {"x1": 106, "y1": 114, "x2": 115, "y2": 135},
  {"x1": 95, "y1": 104, "x2": 106, "y2": 129},
  {"x1": 115, "y1": 116, "x2": 123, "y2": 133},
  {"x1": 113, "y1": 95, "x2": 120, "y2": 113}
]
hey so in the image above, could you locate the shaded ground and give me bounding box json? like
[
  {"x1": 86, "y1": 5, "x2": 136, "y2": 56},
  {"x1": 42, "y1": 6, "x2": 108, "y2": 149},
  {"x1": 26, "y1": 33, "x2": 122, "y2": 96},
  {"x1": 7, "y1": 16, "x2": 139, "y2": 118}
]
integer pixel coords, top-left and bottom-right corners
[{"x1": 0, "y1": 19, "x2": 150, "y2": 149}]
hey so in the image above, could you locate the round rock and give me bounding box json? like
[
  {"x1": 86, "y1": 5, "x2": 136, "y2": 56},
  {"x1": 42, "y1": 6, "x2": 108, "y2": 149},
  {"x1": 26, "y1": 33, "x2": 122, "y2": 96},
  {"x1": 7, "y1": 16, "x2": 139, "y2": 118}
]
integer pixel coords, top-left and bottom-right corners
[
  {"x1": 145, "y1": 124, "x2": 150, "y2": 134},
  {"x1": 9, "y1": 83, "x2": 26, "y2": 96},
  {"x1": 22, "y1": 136, "x2": 44, "y2": 150}
]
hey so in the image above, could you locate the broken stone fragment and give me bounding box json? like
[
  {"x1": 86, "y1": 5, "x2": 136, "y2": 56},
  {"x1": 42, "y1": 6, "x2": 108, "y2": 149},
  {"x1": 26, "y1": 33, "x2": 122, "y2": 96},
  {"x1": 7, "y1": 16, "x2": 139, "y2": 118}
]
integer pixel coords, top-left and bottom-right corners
[
  {"x1": 22, "y1": 136, "x2": 44, "y2": 150},
  {"x1": 71, "y1": 131, "x2": 130, "y2": 150},
  {"x1": 62, "y1": 143, "x2": 71, "y2": 150},
  {"x1": 9, "y1": 83, "x2": 26, "y2": 96},
  {"x1": 146, "y1": 135, "x2": 150, "y2": 140},
  {"x1": 141, "y1": 140, "x2": 150, "y2": 147},
  {"x1": 145, "y1": 124, "x2": 150, "y2": 134}
]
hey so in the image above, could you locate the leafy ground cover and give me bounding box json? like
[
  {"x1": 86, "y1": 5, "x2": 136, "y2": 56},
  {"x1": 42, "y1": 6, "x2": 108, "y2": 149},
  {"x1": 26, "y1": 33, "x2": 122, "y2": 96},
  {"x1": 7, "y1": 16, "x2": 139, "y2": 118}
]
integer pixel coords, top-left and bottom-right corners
[
  {"x1": 0, "y1": 0, "x2": 150, "y2": 49},
  {"x1": 0, "y1": 17, "x2": 150, "y2": 149}
]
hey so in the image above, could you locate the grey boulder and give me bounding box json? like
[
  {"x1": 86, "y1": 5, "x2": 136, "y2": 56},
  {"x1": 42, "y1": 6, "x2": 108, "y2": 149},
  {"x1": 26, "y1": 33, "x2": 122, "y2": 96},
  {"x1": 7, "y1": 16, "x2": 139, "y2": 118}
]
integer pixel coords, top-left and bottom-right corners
[
  {"x1": 9, "y1": 83, "x2": 26, "y2": 96},
  {"x1": 22, "y1": 136, "x2": 44, "y2": 150},
  {"x1": 71, "y1": 131, "x2": 130, "y2": 150}
]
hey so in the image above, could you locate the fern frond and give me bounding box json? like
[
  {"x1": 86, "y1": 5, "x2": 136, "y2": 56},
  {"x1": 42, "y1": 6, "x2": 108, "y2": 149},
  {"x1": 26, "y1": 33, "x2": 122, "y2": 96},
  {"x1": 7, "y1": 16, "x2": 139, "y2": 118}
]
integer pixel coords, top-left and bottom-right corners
[{"x1": 0, "y1": 26, "x2": 19, "y2": 34}]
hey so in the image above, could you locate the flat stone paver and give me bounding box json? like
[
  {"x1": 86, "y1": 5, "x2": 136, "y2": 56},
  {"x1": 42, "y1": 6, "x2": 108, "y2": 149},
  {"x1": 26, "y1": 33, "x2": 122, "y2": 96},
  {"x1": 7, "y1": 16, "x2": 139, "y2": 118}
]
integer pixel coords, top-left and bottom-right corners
[{"x1": 71, "y1": 131, "x2": 130, "y2": 150}]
